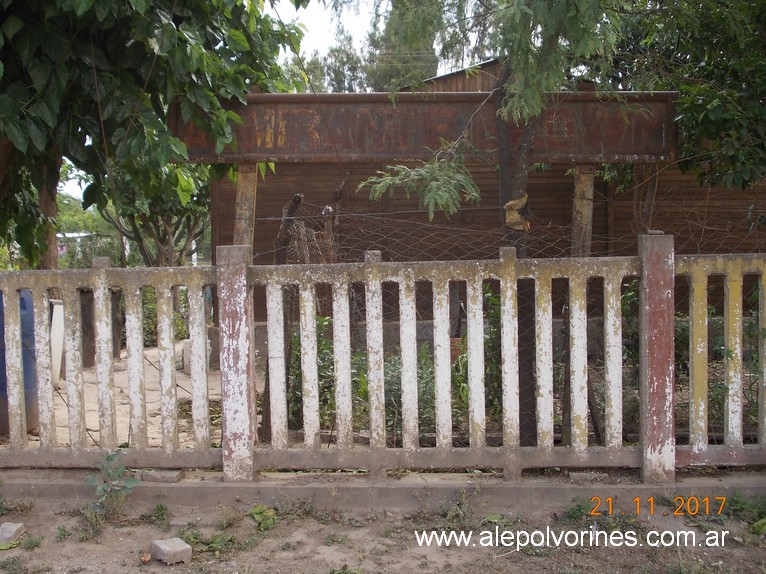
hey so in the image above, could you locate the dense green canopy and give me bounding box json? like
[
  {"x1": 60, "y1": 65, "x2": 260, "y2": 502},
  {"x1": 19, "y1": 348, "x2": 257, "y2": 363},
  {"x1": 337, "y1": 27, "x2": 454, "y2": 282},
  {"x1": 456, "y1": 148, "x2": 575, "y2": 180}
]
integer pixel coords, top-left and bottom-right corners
[{"x1": 0, "y1": 0, "x2": 306, "y2": 263}]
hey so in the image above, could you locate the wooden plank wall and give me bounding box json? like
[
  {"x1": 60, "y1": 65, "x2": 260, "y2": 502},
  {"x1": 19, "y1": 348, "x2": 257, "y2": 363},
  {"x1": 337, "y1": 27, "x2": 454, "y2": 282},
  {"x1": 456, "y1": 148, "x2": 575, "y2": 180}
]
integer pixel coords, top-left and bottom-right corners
[
  {"x1": 212, "y1": 162, "x2": 610, "y2": 263},
  {"x1": 420, "y1": 60, "x2": 505, "y2": 93},
  {"x1": 609, "y1": 169, "x2": 766, "y2": 256}
]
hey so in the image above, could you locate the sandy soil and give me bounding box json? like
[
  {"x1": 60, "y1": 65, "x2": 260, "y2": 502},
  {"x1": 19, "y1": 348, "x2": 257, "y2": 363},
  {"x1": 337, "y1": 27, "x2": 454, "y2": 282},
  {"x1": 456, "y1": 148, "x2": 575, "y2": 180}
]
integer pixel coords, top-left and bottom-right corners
[{"x1": 0, "y1": 478, "x2": 763, "y2": 574}]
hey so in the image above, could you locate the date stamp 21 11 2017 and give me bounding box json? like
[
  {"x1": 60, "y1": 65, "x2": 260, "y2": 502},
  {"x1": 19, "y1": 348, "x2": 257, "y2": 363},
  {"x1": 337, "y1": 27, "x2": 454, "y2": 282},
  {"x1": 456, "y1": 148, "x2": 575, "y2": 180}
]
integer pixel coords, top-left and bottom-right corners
[{"x1": 589, "y1": 495, "x2": 727, "y2": 517}]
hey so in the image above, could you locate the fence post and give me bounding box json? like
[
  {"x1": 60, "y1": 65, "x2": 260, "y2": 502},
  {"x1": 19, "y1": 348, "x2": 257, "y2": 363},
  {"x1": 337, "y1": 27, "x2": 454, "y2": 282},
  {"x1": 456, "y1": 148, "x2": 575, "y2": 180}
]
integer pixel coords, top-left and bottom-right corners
[
  {"x1": 638, "y1": 234, "x2": 675, "y2": 483},
  {"x1": 217, "y1": 245, "x2": 255, "y2": 481}
]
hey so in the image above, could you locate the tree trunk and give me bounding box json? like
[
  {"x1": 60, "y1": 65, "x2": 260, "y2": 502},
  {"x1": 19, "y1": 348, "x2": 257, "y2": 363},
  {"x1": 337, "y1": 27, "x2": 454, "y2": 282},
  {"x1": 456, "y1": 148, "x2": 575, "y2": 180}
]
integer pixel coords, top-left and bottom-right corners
[
  {"x1": 632, "y1": 164, "x2": 659, "y2": 234},
  {"x1": 39, "y1": 156, "x2": 62, "y2": 270},
  {"x1": 495, "y1": 60, "x2": 537, "y2": 448}
]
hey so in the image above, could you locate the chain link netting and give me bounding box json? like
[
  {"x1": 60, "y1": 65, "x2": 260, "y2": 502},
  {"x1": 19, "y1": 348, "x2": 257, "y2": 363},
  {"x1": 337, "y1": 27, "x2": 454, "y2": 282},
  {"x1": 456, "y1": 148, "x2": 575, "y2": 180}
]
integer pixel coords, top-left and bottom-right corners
[{"x1": 269, "y1": 189, "x2": 764, "y2": 450}]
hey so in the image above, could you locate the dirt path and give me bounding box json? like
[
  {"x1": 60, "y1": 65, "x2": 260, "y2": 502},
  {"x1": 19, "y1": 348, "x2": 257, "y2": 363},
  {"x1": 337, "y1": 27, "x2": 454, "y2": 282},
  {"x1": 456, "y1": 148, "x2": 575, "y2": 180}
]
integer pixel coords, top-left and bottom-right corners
[{"x1": 0, "y1": 477, "x2": 764, "y2": 574}]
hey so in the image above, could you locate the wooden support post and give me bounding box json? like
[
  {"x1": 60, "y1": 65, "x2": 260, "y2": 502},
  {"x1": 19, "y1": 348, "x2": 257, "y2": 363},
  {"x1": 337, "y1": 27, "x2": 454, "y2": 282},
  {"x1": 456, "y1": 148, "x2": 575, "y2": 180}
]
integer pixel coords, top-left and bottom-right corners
[
  {"x1": 233, "y1": 166, "x2": 259, "y2": 246},
  {"x1": 217, "y1": 245, "x2": 256, "y2": 481},
  {"x1": 567, "y1": 164, "x2": 604, "y2": 445},
  {"x1": 571, "y1": 165, "x2": 596, "y2": 258},
  {"x1": 639, "y1": 234, "x2": 675, "y2": 483}
]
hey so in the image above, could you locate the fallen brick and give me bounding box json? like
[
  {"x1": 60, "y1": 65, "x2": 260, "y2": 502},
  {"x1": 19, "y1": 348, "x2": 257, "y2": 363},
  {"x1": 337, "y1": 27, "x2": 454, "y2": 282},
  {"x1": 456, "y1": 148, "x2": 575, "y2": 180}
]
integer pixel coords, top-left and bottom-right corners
[
  {"x1": 0, "y1": 523, "x2": 26, "y2": 544},
  {"x1": 151, "y1": 537, "x2": 192, "y2": 565}
]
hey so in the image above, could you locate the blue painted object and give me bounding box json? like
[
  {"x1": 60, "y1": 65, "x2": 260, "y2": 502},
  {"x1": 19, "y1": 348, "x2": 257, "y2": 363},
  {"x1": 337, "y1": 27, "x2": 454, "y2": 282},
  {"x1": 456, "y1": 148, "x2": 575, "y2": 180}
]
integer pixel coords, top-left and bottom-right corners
[{"x1": 0, "y1": 290, "x2": 39, "y2": 433}]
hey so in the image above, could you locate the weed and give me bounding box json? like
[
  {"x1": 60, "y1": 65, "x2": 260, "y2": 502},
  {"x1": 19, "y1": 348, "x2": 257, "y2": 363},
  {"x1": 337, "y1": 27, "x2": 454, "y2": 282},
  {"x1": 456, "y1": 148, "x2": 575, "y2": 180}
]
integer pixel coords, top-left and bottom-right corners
[
  {"x1": 563, "y1": 498, "x2": 590, "y2": 523},
  {"x1": 246, "y1": 504, "x2": 277, "y2": 531},
  {"x1": 481, "y1": 512, "x2": 523, "y2": 530},
  {"x1": 177, "y1": 525, "x2": 203, "y2": 546},
  {"x1": 0, "y1": 557, "x2": 25, "y2": 574},
  {"x1": 79, "y1": 504, "x2": 106, "y2": 540},
  {"x1": 0, "y1": 483, "x2": 33, "y2": 517},
  {"x1": 277, "y1": 497, "x2": 315, "y2": 521},
  {"x1": 19, "y1": 536, "x2": 40, "y2": 551},
  {"x1": 437, "y1": 490, "x2": 475, "y2": 531},
  {"x1": 561, "y1": 497, "x2": 643, "y2": 533},
  {"x1": 203, "y1": 533, "x2": 236, "y2": 558},
  {"x1": 176, "y1": 527, "x2": 239, "y2": 558},
  {"x1": 55, "y1": 526, "x2": 72, "y2": 542},
  {"x1": 727, "y1": 492, "x2": 766, "y2": 524},
  {"x1": 215, "y1": 505, "x2": 244, "y2": 530},
  {"x1": 84, "y1": 450, "x2": 141, "y2": 519},
  {"x1": 140, "y1": 503, "x2": 170, "y2": 531},
  {"x1": 324, "y1": 532, "x2": 345, "y2": 546},
  {"x1": 369, "y1": 545, "x2": 388, "y2": 556}
]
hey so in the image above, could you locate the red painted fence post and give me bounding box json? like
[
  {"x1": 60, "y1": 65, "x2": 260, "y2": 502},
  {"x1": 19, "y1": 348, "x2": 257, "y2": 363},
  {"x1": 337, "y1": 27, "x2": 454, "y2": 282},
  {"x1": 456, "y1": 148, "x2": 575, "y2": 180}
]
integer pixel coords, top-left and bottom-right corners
[
  {"x1": 639, "y1": 234, "x2": 676, "y2": 483},
  {"x1": 217, "y1": 245, "x2": 256, "y2": 481}
]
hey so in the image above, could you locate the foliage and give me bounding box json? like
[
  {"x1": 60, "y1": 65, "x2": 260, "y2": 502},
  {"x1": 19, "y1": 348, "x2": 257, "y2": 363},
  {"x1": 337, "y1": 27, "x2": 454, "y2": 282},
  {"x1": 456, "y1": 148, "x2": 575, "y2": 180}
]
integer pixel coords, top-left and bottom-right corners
[
  {"x1": 727, "y1": 493, "x2": 766, "y2": 525},
  {"x1": 286, "y1": 315, "x2": 369, "y2": 431},
  {"x1": 380, "y1": 343, "x2": 437, "y2": 442},
  {"x1": 358, "y1": 141, "x2": 481, "y2": 221},
  {"x1": 322, "y1": 28, "x2": 368, "y2": 93},
  {"x1": 56, "y1": 192, "x2": 122, "y2": 269},
  {"x1": 140, "y1": 503, "x2": 169, "y2": 531},
  {"x1": 177, "y1": 525, "x2": 237, "y2": 557},
  {"x1": 137, "y1": 286, "x2": 189, "y2": 348},
  {"x1": 0, "y1": 0, "x2": 306, "y2": 262},
  {"x1": 19, "y1": 536, "x2": 41, "y2": 551},
  {"x1": 363, "y1": 0, "x2": 440, "y2": 92},
  {"x1": 93, "y1": 162, "x2": 212, "y2": 267},
  {"x1": 626, "y1": 0, "x2": 766, "y2": 189},
  {"x1": 246, "y1": 504, "x2": 277, "y2": 532},
  {"x1": 84, "y1": 450, "x2": 141, "y2": 520},
  {"x1": 450, "y1": 284, "x2": 505, "y2": 431},
  {"x1": 621, "y1": 279, "x2": 691, "y2": 376}
]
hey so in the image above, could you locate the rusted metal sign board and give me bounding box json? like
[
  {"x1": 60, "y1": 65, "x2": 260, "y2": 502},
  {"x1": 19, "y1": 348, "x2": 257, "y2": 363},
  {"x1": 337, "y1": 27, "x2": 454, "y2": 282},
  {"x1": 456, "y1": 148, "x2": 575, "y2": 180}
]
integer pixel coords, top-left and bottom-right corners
[{"x1": 176, "y1": 91, "x2": 676, "y2": 164}]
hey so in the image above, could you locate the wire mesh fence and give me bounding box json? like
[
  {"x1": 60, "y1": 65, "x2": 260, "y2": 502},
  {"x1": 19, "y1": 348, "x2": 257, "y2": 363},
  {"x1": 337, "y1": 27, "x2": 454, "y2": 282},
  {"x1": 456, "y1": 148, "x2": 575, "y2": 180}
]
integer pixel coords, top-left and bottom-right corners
[{"x1": 261, "y1": 186, "x2": 765, "y2": 451}]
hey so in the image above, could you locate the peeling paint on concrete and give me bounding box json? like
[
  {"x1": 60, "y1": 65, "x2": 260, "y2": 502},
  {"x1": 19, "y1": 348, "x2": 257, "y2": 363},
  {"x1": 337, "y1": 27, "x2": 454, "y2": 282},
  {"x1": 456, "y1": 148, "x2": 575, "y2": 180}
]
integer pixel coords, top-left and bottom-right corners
[
  {"x1": 125, "y1": 285, "x2": 148, "y2": 449},
  {"x1": 569, "y1": 274, "x2": 588, "y2": 452},
  {"x1": 266, "y1": 282, "x2": 288, "y2": 449},
  {"x1": 332, "y1": 280, "x2": 353, "y2": 448},
  {"x1": 399, "y1": 270, "x2": 419, "y2": 450},
  {"x1": 1, "y1": 245, "x2": 764, "y2": 483},
  {"x1": 535, "y1": 272, "x2": 554, "y2": 451}
]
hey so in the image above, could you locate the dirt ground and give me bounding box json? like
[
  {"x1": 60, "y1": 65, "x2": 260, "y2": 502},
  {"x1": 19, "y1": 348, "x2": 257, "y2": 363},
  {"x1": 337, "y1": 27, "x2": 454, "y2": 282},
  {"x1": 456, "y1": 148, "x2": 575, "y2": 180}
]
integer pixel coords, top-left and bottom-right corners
[{"x1": 0, "y1": 471, "x2": 764, "y2": 574}]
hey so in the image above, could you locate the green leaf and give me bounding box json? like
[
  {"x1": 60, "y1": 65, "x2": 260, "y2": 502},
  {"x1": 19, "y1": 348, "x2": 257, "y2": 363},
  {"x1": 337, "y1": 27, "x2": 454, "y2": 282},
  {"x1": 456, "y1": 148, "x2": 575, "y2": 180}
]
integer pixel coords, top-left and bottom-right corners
[
  {"x1": 1, "y1": 15, "x2": 23, "y2": 40},
  {"x1": 0, "y1": 61, "x2": 3, "y2": 82},
  {"x1": 0, "y1": 541, "x2": 20, "y2": 550},
  {"x1": 169, "y1": 138, "x2": 188, "y2": 160},
  {"x1": 751, "y1": 518, "x2": 766, "y2": 535},
  {"x1": 227, "y1": 29, "x2": 250, "y2": 52},
  {"x1": 176, "y1": 171, "x2": 194, "y2": 206},
  {"x1": 123, "y1": 477, "x2": 141, "y2": 489},
  {"x1": 82, "y1": 182, "x2": 102, "y2": 209},
  {"x1": 29, "y1": 97, "x2": 57, "y2": 128},
  {"x1": 26, "y1": 117, "x2": 47, "y2": 152},
  {"x1": 3, "y1": 119, "x2": 28, "y2": 153},
  {"x1": 72, "y1": 0, "x2": 94, "y2": 17}
]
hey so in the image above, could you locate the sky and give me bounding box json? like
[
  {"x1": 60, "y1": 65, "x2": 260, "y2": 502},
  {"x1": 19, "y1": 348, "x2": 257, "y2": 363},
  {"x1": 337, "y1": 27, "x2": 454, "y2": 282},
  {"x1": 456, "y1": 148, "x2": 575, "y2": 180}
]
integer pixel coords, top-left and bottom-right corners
[{"x1": 267, "y1": 0, "x2": 374, "y2": 57}]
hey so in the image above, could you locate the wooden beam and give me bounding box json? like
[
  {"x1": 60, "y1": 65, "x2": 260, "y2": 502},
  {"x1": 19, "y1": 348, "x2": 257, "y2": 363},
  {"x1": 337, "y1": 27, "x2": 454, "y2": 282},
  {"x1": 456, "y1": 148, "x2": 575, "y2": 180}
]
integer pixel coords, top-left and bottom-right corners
[{"x1": 174, "y1": 92, "x2": 677, "y2": 165}]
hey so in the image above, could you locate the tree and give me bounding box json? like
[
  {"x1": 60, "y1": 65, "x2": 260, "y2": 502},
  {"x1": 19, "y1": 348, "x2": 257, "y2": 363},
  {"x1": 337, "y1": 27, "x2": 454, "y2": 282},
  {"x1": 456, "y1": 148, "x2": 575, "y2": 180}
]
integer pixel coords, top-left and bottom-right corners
[
  {"x1": 627, "y1": 0, "x2": 766, "y2": 189},
  {"x1": 356, "y1": 0, "x2": 625, "y2": 219},
  {"x1": 97, "y1": 163, "x2": 211, "y2": 267},
  {"x1": 324, "y1": 27, "x2": 368, "y2": 92},
  {"x1": 0, "y1": 0, "x2": 307, "y2": 266},
  {"x1": 363, "y1": 0, "x2": 440, "y2": 92}
]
